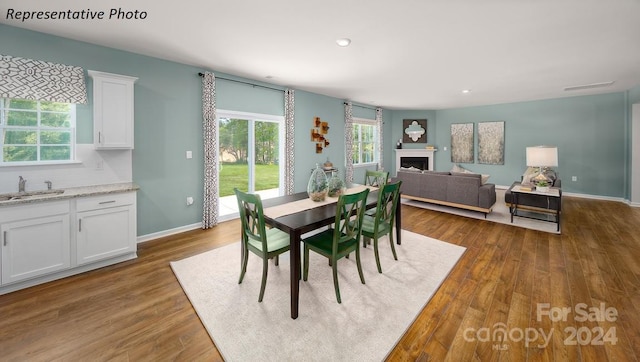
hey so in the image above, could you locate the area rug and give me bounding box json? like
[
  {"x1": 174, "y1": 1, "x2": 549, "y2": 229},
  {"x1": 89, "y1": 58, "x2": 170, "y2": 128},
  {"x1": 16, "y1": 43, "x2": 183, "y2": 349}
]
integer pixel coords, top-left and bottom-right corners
[
  {"x1": 402, "y1": 188, "x2": 560, "y2": 234},
  {"x1": 170, "y1": 230, "x2": 465, "y2": 361}
]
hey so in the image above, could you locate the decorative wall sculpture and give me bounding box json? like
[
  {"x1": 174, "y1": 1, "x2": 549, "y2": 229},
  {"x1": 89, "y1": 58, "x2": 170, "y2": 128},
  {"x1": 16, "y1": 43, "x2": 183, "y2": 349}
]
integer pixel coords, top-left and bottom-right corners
[
  {"x1": 311, "y1": 116, "x2": 330, "y2": 153},
  {"x1": 478, "y1": 121, "x2": 505, "y2": 165},
  {"x1": 451, "y1": 123, "x2": 474, "y2": 163},
  {"x1": 402, "y1": 119, "x2": 427, "y2": 143}
]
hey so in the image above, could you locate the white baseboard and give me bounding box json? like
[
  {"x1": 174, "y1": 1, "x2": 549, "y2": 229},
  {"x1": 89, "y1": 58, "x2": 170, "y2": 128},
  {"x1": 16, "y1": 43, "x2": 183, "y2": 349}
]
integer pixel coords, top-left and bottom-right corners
[
  {"x1": 497, "y1": 184, "x2": 628, "y2": 204},
  {"x1": 136, "y1": 188, "x2": 637, "y2": 244},
  {"x1": 137, "y1": 222, "x2": 202, "y2": 244}
]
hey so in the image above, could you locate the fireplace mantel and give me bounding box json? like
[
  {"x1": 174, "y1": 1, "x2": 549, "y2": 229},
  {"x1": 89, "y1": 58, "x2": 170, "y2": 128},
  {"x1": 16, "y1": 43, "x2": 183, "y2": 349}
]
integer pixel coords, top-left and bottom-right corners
[{"x1": 394, "y1": 148, "x2": 436, "y2": 175}]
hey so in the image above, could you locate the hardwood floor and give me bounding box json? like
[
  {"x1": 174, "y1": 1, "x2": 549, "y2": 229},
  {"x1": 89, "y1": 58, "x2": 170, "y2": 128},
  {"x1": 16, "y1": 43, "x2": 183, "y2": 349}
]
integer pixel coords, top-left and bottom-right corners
[{"x1": 1, "y1": 196, "x2": 639, "y2": 361}]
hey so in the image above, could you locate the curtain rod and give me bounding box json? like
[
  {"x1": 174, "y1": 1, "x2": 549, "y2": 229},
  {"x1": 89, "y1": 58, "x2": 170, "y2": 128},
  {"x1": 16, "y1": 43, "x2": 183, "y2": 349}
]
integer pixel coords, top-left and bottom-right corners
[
  {"x1": 198, "y1": 72, "x2": 284, "y2": 92},
  {"x1": 343, "y1": 102, "x2": 378, "y2": 111}
]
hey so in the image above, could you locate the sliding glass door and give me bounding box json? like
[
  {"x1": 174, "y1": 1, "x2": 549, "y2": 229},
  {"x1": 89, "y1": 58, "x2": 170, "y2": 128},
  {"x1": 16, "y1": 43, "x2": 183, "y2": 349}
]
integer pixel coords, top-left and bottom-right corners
[{"x1": 217, "y1": 110, "x2": 284, "y2": 219}]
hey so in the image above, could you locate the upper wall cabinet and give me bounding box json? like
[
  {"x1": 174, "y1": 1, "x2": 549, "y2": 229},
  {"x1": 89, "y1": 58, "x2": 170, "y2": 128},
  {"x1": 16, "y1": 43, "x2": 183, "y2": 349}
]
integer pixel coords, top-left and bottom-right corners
[{"x1": 88, "y1": 70, "x2": 138, "y2": 149}]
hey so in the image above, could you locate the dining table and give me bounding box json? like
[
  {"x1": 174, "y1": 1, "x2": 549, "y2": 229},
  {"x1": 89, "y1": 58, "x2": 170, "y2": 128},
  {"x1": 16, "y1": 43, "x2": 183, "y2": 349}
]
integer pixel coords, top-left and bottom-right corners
[{"x1": 261, "y1": 185, "x2": 402, "y2": 319}]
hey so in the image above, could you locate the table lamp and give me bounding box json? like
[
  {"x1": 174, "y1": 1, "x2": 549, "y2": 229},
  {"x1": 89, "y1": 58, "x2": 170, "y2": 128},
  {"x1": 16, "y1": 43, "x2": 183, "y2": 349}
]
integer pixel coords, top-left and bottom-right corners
[{"x1": 526, "y1": 146, "x2": 558, "y2": 185}]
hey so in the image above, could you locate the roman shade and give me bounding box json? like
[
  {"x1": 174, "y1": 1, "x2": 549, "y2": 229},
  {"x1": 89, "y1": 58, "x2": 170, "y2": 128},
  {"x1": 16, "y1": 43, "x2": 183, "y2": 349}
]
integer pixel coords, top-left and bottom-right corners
[{"x1": 0, "y1": 54, "x2": 88, "y2": 104}]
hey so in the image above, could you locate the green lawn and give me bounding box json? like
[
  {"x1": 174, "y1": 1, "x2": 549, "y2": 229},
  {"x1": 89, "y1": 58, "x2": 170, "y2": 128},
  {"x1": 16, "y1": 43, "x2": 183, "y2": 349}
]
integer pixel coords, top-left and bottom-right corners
[{"x1": 219, "y1": 163, "x2": 280, "y2": 197}]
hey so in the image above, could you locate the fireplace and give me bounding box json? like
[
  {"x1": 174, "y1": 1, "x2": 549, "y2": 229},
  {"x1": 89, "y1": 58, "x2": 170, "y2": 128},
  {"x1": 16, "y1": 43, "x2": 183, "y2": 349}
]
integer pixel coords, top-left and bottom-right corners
[
  {"x1": 394, "y1": 149, "x2": 436, "y2": 175},
  {"x1": 400, "y1": 157, "x2": 428, "y2": 170}
]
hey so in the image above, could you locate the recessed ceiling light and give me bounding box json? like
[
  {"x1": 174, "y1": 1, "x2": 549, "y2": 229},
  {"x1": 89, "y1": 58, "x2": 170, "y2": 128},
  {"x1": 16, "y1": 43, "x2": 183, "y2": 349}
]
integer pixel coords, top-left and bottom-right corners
[
  {"x1": 336, "y1": 38, "x2": 351, "y2": 47},
  {"x1": 462, "y1": 89, "x2": 471, "y2": 94}
]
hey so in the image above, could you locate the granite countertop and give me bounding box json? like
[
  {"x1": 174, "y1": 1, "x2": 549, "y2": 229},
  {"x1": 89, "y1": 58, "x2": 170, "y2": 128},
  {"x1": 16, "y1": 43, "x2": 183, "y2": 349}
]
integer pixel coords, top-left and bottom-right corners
[{"x1": 0, "y1": 182, "x2": 139, "y2": 207}]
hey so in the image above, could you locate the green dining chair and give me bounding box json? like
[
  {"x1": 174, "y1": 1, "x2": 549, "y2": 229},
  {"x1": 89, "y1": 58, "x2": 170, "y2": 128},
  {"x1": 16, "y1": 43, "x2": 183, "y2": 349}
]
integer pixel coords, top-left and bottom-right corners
[
  {"x1": 302, "y1": 188, "x2": 370, "y2": 304},
  {"x1": 359, "y1": 181, "x2": 402, "y2": 273},
  {"x1": 364, "y1": 169, "x2": 389, "y2": 187},
  {"x1": 235, "y1": 188, "x2": 290, "y2": 302},
  {"x1": 364, "y1": 169, "x2": 389, "y2": 216}
]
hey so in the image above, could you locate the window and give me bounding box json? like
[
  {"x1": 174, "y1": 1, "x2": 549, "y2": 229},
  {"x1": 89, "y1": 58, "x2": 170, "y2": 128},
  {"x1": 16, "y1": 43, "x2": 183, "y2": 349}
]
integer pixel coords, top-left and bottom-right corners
[
  {"x1": 352, "y1": 118, "x2": 377, "y2": 165},
  {"x1": 0, "y1": 98, "x2": 76, "y2": 164}
]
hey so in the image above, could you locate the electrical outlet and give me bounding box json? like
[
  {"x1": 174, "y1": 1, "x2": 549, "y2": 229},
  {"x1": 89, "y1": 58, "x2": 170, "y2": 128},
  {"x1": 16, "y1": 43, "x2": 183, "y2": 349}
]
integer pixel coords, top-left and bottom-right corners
[
  {"x1": 186, "y1": 151, "x2": 193, "y2": 159},
  {"x1": 572, "y1": 176, "x2": 577, "y2": 182},
  {"x1": 186, "y1": 196, "x2": 194, "y2": 205}
]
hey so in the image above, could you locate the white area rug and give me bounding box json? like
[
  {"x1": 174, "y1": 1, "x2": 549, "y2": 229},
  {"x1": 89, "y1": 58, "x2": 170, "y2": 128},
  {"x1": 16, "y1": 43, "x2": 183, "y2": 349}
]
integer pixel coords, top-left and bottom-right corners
[
  {"x1": 170, "y1": 230, "x2": 465, "y2": 361},
  {"x1": 402, "y1": 188, "x2": 560, "y2": 234}
]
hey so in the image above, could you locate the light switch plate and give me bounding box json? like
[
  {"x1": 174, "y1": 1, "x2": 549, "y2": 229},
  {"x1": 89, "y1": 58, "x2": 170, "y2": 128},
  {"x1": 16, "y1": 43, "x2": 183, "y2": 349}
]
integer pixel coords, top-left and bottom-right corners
[{"x1": 186, "y1": 151, "x2": 193, "y2": 159}]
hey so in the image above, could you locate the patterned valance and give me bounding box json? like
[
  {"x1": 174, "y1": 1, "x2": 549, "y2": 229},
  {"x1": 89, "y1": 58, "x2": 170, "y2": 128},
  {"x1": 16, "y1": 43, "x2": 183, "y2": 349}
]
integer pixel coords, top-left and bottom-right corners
[{"x1": 0, "y1": 54, "x2": 88, "y2": 104}]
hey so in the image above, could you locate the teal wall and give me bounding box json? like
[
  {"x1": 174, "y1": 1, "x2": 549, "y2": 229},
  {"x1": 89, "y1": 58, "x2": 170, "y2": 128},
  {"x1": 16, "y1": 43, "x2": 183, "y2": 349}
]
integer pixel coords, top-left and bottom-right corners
[
  {"x1": 431, "y1": 93, "x2": 627, "y2": 197},
  {"x1": 2, "y1": 23, "x2": 635, "y2": 236}
]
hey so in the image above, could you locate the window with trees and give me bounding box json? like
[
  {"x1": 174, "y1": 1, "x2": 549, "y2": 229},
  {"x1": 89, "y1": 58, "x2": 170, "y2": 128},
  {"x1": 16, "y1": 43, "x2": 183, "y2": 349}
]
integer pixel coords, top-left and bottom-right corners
[
  {"x1": 217, "y1": 110, "x2": 283, "y2": 201},
  {"x1": 0, "y1": 98, "x2": 76, "y2": 164},
  {"x1": 352, "y1": 118, "x2": 377, "y2": 165}
]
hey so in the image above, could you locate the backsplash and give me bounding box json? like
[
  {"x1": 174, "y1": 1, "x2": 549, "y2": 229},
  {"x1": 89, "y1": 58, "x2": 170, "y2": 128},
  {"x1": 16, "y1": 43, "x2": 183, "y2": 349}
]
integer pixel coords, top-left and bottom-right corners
[{"x1": 0, "y1": 144, "x2": 132, "y2": 193}]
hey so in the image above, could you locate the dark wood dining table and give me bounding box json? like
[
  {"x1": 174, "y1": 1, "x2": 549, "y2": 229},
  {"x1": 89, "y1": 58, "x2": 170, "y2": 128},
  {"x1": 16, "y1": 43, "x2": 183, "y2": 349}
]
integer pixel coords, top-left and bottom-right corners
[{"x1": 261, "y1": 188, "x2": 402, "y2": 319}]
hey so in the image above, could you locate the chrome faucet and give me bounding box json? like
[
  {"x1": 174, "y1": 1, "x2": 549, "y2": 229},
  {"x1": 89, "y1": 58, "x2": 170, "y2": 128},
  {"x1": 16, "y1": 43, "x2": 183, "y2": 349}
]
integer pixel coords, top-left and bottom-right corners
[{"x1": 18, "y1": 176, "x2": 26, "y2": 192}]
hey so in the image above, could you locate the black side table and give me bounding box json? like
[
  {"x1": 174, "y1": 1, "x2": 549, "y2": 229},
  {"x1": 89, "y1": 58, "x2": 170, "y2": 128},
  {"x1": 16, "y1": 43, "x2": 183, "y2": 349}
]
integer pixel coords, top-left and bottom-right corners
[{"x1": 510, "y1": 184, "x2": 562, "y2": 232}]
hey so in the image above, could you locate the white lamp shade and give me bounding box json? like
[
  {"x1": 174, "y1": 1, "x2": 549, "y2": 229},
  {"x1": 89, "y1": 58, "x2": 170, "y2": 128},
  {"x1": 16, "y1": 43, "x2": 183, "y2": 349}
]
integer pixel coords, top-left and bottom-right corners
[{"x1": 526, "y1": 146, "x2": 558, "y2": 167}]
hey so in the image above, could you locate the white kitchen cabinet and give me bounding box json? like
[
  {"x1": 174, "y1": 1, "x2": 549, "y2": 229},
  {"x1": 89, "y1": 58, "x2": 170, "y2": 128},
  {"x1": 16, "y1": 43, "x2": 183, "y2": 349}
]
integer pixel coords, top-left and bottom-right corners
[
  {"x1": 88, "y1": 70, "x2": 138, "y2": 149},
  {"x1": 76, "y1": 192, "x2": 136, "y2": 265},
  {"x1": 0, "y1": 201, "x2": 71, "y2": 285}
]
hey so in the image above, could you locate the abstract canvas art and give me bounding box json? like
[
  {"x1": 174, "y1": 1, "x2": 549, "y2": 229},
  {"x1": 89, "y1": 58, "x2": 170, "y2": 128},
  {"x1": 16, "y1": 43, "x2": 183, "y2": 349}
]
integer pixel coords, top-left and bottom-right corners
[
  {"x1": 451, "y1": 123, "x2": 474, "y2": 163},
  {"x1": 478, "y1": 121, "x2": 505, "y2": 165}
]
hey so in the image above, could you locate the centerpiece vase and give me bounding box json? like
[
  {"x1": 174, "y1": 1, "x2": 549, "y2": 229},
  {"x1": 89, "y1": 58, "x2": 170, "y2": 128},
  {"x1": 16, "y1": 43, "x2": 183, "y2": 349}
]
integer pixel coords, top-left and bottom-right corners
[
  {"x1": 308, "y1": 164, "x2": 328, "y2": 202},
  {"x1": 327, "y1": 170, "x2": 346, "y2": 197}
]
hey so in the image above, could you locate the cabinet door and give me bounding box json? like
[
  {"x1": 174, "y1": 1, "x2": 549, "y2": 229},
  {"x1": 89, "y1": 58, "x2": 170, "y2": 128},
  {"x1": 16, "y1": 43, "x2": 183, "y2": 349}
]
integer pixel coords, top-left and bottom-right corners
[
  {"x1": 89, "y1": 70, "x2": 137, "y2": 149},
  {"x1": 1, "y1": 215, "x2": 71, "y2": 285},
  {"x1": 76, "y1": 205, "x2": 135, "y2": 265}
]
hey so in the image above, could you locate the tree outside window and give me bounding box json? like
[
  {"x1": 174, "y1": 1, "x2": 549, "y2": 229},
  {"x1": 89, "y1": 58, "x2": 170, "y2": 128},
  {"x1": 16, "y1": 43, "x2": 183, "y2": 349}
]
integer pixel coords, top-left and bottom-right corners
[{"x1": 352, "y1": 120, "x2": 376, "y2": 165}]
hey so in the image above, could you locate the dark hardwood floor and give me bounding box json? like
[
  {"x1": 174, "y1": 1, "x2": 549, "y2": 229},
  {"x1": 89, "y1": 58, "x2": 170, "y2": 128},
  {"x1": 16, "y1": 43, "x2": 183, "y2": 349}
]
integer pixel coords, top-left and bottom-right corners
[{"x1": 1, "y1": 196, "x2": 639, "y2": 361}]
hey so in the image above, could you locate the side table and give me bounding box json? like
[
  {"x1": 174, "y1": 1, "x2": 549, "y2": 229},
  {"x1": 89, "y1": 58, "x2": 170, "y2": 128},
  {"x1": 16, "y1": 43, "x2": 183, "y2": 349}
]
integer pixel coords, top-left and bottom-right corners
[{"x1": 510, "y1": 185, "x2": 561, "y2": 232}]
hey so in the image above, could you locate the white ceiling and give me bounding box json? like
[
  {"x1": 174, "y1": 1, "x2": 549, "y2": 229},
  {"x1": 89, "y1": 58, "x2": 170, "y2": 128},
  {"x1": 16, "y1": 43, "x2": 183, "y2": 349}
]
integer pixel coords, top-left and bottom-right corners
[{"x1": 3, "y1": 0, "x2": 640, "y2": 109}]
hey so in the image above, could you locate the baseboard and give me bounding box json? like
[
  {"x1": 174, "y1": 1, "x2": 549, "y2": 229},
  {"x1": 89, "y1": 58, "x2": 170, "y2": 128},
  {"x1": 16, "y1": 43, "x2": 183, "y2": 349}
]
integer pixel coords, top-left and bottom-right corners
[
  {"x1": 498, "y1": 184, "x2": 628, "y2": 204},
  {"x1": 136, "y1": 189, "x2": 636, "y2": 244},
  {"x1": 137, "y1": 222, "x2": 202, "y2": 244}
]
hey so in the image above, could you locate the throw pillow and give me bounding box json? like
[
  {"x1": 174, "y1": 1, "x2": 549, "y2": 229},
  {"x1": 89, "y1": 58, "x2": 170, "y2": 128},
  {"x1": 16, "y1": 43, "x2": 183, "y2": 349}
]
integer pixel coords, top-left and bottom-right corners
[{"x1": 451, "y1": 164, "x2": 490, "y2": 184}]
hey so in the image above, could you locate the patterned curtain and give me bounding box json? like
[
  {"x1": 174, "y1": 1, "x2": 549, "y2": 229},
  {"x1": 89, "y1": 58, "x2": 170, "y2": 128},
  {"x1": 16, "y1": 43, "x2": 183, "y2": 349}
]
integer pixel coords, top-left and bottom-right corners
[
  {"x1": 344, "y1": 102, "x2": 354, "y2": 183},
  {"x1": 202, "y1": 72, "x2": 218, "y2": 229},
  {"x1": 0, "y1": 54, "x2": 87, "y2": 104},
  {"x1": 376, "y1": 107, "x2": 383, "y2": 171},
  {"x1": 284, "y1": 89, "x2": 296, "y2": 195}
]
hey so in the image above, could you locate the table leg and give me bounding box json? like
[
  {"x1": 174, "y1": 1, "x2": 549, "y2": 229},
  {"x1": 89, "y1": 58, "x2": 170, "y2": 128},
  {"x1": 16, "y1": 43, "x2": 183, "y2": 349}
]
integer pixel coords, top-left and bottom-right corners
[
  {"x1": 396, "y1": 196, "x2": 402, "y2": 245},
  {"x1": 289, "y1": 230, "x2": 301, "y2": 319}
]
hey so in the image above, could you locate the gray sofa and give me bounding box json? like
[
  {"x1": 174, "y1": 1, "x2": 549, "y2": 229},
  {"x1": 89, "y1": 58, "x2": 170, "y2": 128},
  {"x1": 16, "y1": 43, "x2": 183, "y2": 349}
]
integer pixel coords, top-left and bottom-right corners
[{"x1": 394, "y1": 170, "x2": 497, "y2": 215}]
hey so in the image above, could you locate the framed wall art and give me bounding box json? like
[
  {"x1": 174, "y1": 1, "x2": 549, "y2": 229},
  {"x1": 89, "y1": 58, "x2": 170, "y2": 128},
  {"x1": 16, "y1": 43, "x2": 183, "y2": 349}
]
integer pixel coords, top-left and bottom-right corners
[
  {"x1": 477, "y1": 121, "x2": 505, "y2": 165},
  {"x1": 450, "y1": 123, "x2": 474, "y2": 163}
]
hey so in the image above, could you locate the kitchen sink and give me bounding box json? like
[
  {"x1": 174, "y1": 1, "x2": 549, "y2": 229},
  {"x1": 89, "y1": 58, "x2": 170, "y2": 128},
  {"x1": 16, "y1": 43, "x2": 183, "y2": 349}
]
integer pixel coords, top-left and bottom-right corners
[{"x1": 0, "y1": 189, "x2": 65, "y2": 202}]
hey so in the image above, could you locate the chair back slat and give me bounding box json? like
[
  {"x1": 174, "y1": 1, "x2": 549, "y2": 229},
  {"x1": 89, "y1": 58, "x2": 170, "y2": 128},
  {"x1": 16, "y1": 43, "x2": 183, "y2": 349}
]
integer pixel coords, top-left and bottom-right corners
[
  {"x1": 364, "y1": 170, "x2": 389, "y2": 187},
  {"x1": 373, "y1": 181, "x2": 402, "y2": 229},
  {"x1": 234, "y1": 189, "x2": 267, "y2": 248},
  {"x1": 333, "y1": 189, "x2": 369, "y2": 250}
]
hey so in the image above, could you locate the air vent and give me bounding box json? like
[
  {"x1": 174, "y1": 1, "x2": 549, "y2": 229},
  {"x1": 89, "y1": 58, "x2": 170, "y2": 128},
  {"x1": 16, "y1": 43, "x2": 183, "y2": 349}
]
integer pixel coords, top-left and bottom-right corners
[{"x1": 564, "y1": 81, "x2": 615, "y2": 91}]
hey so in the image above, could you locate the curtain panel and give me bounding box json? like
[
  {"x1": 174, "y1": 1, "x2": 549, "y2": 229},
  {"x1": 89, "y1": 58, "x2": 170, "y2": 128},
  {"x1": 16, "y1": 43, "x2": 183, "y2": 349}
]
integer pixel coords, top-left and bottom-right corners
[
  {"x1": 376, "y1": 107, "x2": 383, "y2": 171},
  {"x1": 0, "y1": 54, "x2": 87, "y2": 104},
  {"x1": 202, "y1": 72, "x2": 218, "y2": 229},
  {"x1": 284, "y1": 89, "x2": 296, "y2": 195},
  {"x1": 344, "y1": 102, "x2": 354, "y2": 184}
]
